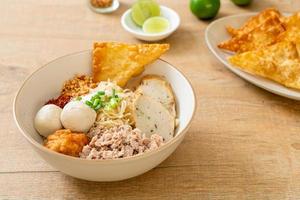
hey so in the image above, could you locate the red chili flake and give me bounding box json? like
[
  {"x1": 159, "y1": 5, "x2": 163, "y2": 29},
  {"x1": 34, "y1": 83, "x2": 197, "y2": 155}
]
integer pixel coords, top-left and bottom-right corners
[{"x1": 45, "y1": 94, "x2": 71, "y2": 108}]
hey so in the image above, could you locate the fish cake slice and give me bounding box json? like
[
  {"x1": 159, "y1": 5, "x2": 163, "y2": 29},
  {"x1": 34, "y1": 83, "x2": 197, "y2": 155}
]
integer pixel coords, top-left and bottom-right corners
[
  {"x1": 132, "y1": 93, "x2": 175, "y2": 141},
  {"x1": 136, "y1": 75, "x2": 176, "y2": 117}
]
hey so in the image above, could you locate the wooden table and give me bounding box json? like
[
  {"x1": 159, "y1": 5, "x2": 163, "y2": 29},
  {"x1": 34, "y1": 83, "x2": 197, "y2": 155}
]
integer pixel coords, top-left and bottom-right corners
[{"x1": 1, "y1": 0, "x2": 300, "y2": 199}]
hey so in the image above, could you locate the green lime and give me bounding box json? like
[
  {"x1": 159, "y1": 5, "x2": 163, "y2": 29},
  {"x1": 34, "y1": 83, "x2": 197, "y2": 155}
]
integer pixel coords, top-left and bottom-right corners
[
  {"x1": 143, "y1": 16, "x2": 170, "y2": 33},
  {"x1": 231, "y1": 0, "x2": 252, "y2": 6},
  {"x1": 131, "y1": 0, "x2": 160, "y2": 26},
  {"x1": 190, "y1": 0, "x2": 220, "y2": 20}
]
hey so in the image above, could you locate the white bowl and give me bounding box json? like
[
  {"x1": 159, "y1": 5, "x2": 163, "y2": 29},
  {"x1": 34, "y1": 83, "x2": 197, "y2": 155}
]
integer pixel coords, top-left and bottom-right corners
[
  {"x1": 205, "y1": 12, "x2": 300, "y2": 100},
  {"x1": 88, "y1": 0, "x2": 120, "y2": 14},
  {"x1": 13, "y1": 51, "x2": 196, "y2": 181},
  {"x1": 121, "y1": 6, "x2": 180, "y2": 41}
]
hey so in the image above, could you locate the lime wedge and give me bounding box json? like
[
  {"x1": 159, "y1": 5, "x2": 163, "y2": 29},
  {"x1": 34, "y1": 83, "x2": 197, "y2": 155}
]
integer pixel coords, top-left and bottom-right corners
[
  {"x1": 142, "y1": 16, "x2": 170, "y2": 34},
  {"x1": 131, "y1": 0, "x2": 160, "y2": 26}
]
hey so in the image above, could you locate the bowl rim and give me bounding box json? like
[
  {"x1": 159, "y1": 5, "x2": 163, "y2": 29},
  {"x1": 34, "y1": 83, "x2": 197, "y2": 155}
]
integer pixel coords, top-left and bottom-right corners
[
  {"x1": 13, "y1": 50, "x2": 196, "y2": 164},
  {"x1": 121, "y1": 5, "x2": 180, "y2": 37}
]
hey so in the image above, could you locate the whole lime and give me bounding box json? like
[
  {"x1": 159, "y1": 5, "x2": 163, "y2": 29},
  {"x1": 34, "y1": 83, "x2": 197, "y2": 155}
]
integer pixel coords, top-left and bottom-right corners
[
  {"x1": 231, "y1": 0, "x2": 252, "y2": 6},
  {"x1": 190, "y1": 0, "x2": 220, "y2": 20}
]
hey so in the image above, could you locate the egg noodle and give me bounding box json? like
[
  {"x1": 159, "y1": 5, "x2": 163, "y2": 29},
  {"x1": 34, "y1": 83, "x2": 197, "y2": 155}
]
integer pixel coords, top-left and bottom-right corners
[{"x1": 95, "y1": 85, "x2": 136, "y2": 128}]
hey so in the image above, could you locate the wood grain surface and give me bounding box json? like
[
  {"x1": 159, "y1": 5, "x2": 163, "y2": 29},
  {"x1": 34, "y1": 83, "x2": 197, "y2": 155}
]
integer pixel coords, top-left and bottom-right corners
[{"x1": 1, "y1": 0, "x2": 300, "y2": 199}]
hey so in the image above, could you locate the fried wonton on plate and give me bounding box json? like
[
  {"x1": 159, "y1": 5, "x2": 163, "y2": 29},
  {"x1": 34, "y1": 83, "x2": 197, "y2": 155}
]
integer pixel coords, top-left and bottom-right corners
[
  {"x1": 92, "y1": 42, "x2": 170, "y2": 87},
  {"x1": 276, "y1": 12, "x2": 300, "y2": 43},
  {"x1": 229, "y1": 41, "x2": 300, "y2": 90},
  {"x1": 218, "y1": 14, "x2": 286, "y2": 53},
  {"x1": 226, "y1": 8, "x2": 283, "y2": 37}
]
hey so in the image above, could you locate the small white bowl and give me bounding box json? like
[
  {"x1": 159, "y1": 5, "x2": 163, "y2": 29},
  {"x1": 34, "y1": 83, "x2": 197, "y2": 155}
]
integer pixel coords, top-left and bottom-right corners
[
  {"x1": 13, "y1": 50, "x2": 196, "y2": 181},
  {"x1": 88, "y1": 0, "x2": 120, "y2": 14},
  {"x1": 121, "y1": 6, "x2": 180, "y2": 41}
]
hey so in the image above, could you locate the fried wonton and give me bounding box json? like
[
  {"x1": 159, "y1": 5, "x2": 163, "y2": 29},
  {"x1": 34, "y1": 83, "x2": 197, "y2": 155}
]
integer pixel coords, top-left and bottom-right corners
[
  {"x1": 229, "y1": 41, "x2": 300, "y2": 89},
  {"x1": 226, "y1": 8, "x2": 283, "y2": 37},
  {"x1": 218, "y1": 16, "x2": 286, "y2": 53},
  {"x1": 277, "y1": 12, "x2": 300, "y2": 43},
  {"x1": 92, "y1": 42, "x2": 170, "y2": 87}
]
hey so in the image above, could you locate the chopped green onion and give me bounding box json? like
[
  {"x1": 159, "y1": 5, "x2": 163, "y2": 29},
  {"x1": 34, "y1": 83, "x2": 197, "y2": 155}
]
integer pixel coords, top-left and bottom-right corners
[
  {"x1": 94, "y1": 104, "x2": 102, "y2": 111},
  {"x1": 85, "y1": 89, "x2": 122, "y2": 111},
  {"x1": 109, "y1": 98, "x2": 118, "y2": 109},
  {"x1": 92, "y1": 96, "x2": 100, "y2": 102},
  {"x1": 97, "y1": 91, "x2": 105, "y2": 95},
  {"x1": 91, "y1": 96, "x2": 96, "y2": 102},
  {"x1": 85, "y1": 100, "x2": 93, "y2": 107},
  {"x1": 93, "y1": 99, "x2": 100, "y2": 107}
]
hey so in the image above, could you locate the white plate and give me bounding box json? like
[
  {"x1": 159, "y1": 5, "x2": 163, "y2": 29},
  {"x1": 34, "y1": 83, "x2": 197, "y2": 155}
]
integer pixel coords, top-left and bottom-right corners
[{"x1": 205, "y1": 13, "x2": 300, "y2": 100}]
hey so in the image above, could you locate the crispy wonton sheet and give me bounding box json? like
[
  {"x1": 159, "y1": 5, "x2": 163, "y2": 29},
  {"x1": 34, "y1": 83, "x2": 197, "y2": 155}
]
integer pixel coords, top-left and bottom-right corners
[
  {"x1": 92, "y1": 42, "x2": 169, "y2": 87},
  {"x1": 229, "y1": 41, "x2": 300, "y2": 89}
]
